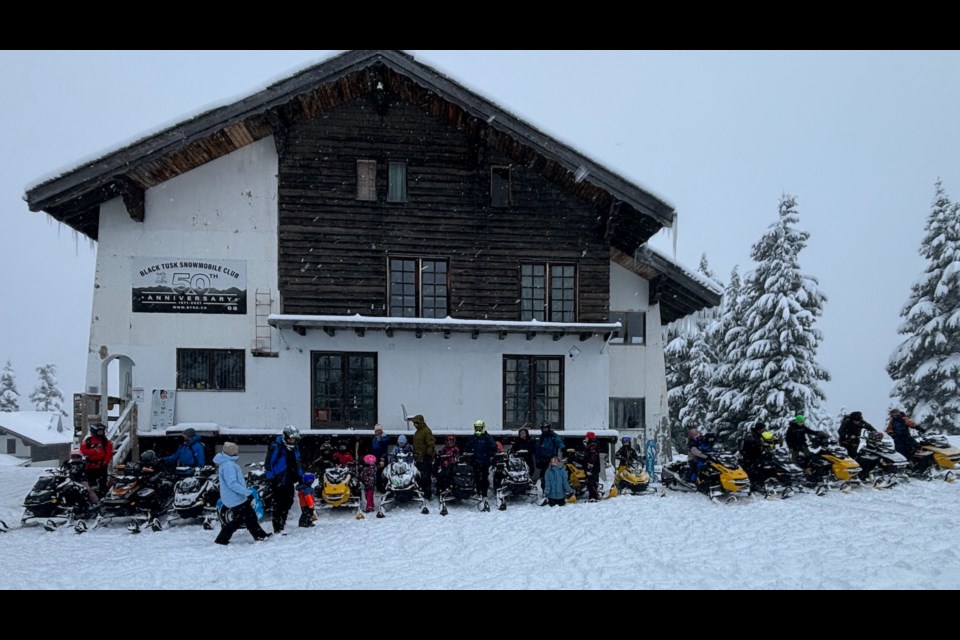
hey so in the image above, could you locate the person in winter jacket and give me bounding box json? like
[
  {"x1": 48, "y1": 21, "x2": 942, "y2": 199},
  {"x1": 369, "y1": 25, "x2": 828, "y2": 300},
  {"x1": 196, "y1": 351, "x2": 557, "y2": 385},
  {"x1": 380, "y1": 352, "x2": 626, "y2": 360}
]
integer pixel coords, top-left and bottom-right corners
[
  {"x1": 332, "y1": 442, "x2": 354, "y2": 466},
  {"x1": 785, "y1": 415, "x2": 818, "y2": 463},
  {"x1": 687, "y1": 429, "x2": 709, "y2": 483},
  {"x1": 583, "y1": 432, "x2": 602, "y2": 501},
  {"x1": 739, "y1": 423, "x2": 767, "y2": 473},
  {"x1": 511, "y1": 427, "x2": 536, "y2": 475},
  {"x1": 543, "y1": 457, "x2": 574, "y2": 506},
  {"x1": 391, "y1": 434, "x2": 413, "y2": 462},
  {"x1": 214, "y1": 442, "x2": 270, "y2": 545},
  {"x1": 297, "y1": 473, "x2": 316, "y2": 528},
  {"x1": 410, "y1": 415, "x2": 436, "y2": 500},
  {"x1": 838, "y1": 411, "x2": 877, "y2": 457},
  {"x1": 616, "y1": 436, "x2": 641, "y2": 467},
  {"x1": 435, "y1": 435, "x2": 460, "y2": 494},
  {"x1": 464, "y1": 420, "x2": 497, "y2": 497},
  {"x1": 534, "y1": 421, "x2": 565, "y2": 488},
  {"x1": 163, "y1": 428, "x2": 205, "y2": 468},
  {"x1": 370, "y1": 425, "x2": 390, "y2": 492},
  {"x1": 264, "y1": 425, "x2": 303, "y2": 534},
  {"x1": 886, "y1": 408, "x2": 920, "y2": 458},
  {"x1": 80, "y1": 423, "x2": 113, "y2": 495},
  {"x1": 360, "y1": 455, "x2": 377, "y2": 512}
]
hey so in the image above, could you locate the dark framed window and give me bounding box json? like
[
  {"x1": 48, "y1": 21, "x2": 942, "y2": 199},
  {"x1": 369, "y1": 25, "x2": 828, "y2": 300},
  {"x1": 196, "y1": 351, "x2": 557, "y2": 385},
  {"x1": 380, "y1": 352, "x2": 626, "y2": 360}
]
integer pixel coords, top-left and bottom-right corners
[
  {"x1": 387, "y1": 161, "x2": 407, "y2": 203},
  {"x1": 389, "y1": 257, "x2": 449, "y2": 318},
  {"x1": 503, "y1": 356, "x2": 563, "y2": 429},
  {"x1": 357, "y1": 159, "x2": 377, "y2": 201},
  {"x1": 311, "y1": 352, "x2": 377, "y2": 428},
  {"x1": 177, "y1": 349, "x2": 245, "y2": 391},
  {"x1": 521, "y1": 263, "x2": 577, "y2": 322},
  {"x1": 609, "y1": 311, "x2": 646, "y2": 345},
  {"x1": 491, "y1": 166, "x2": 511, "y2": 207},
  {"x1": 609, "y1": 397, "x2": 645, "y2": 435},
  {"x1": 6, "y1": 439, "x2": 15, "y2": 454}
]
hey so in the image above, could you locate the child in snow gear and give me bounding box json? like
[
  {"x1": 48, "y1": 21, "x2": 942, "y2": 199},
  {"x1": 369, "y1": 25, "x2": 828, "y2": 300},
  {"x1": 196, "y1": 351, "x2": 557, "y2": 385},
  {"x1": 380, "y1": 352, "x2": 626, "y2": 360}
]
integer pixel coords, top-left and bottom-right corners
[
  {"x1": 265, "y1": 425, "x2": 303, "y2": 533},
  {"x1": 392, "y1": 434, "x2": 413, "y2": 461},
  {"x1": 612, "y1": 436, "x2": 649, "y2": 495},
  {"x1": 511, "y1": 427, "x2": 536, "y2": 476},
  {"x1": 297, "y1": 473, "x2": 316, "y2": 527},
  {"x1": 215, "y1": 442, "x2": 269, "y2": 544},
  {"x1": 544, "y1": 457, "x2": 574, "y2": 506},
  {"x1": 837, "y1": 411, "x2": 876, "y2": 458},
  {"x1": 465, "y1": 420, "x2": 497, "y2": 498},
  {"x1": 410, "y1": 415, "x2": 436, "y2": 500},
  {"x1": 332, "y1": 442, "x2": 354, "y2": 466},
  {"x1": 163, "y1": 428, "x2": 205, "y2": 468},
  {"x1": 360, "y1": 455, "x2": 377, "y2": 512},
  {"x1": 583, "y1": 432, "x2": 602, "y2": 501},
  {"x1": 80, "y1": 423, "x2": 113, "y2": 495},
  {"x1": 435, "y1": 435, "x2": 461, "y2": 494},
  {"x1": 534, "y1": 422, "x2": 564, "y2": 488},
  {"x1": 370, "y1": 425, "x2": 390, "y2": 492}
]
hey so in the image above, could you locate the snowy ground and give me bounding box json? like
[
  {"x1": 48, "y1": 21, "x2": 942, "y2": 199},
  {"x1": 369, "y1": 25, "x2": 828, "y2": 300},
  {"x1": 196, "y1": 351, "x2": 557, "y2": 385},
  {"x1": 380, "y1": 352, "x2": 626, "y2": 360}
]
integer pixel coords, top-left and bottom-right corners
[{"x1": 2, "y1": 465, "x2": 959, "y2": 589}]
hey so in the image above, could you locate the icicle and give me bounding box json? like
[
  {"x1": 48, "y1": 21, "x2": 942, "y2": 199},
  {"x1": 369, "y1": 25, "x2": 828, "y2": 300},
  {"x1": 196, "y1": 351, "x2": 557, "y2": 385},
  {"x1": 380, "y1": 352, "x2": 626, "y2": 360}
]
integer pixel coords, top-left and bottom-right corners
[{"x1": 672, "y1": 213, "x2": 678, "y2": 260}]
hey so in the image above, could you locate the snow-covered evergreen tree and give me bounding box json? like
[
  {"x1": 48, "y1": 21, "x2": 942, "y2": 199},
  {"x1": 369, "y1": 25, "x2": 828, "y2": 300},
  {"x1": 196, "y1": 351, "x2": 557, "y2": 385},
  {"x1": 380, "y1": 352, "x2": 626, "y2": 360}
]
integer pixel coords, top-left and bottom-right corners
[
  {"x1": 731, "y1": 195, "x2": 830, "y2": 431},
  {"x1": 665, "y1": 333, "x2": 693, "y2": 452},
  {"x1": 710, "y1": 266, "x2": 751, "y2": 428},
  {"x1": 888, "y1": 180, "x2": 960, "y2": 434},
  {"x1": 0, "y1": 359, "x2": 20, "y2": 412},
  {"x1": 30, "y1": 364, "x2": 67, "y2": 417}
]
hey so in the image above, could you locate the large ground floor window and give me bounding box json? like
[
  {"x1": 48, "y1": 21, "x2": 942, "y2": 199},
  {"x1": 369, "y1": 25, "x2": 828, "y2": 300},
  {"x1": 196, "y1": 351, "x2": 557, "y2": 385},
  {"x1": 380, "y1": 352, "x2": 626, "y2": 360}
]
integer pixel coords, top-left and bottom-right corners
[
  {"x1": 503, "y1": 356, "x2": 563, "y2": 428},
  {"x1": 609, "y1": 397, "x2": 645, "y2": 435},
  {"x1": 311, "y1": 352, "x2": 377, "y2": 428},
  {"x1": 176, "y1": 349, "x2": 245, "y2": 391}
]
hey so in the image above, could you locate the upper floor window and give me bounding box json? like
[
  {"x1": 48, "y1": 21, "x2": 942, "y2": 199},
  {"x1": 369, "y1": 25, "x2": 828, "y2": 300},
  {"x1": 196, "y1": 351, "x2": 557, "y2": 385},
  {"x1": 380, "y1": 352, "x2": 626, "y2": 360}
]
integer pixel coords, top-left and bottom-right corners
[
  {"x1": 177, "y1": 349, "x2": 245, "y2": 391},
  {"x1": 521, "y1": 263, "x2": 576, "y2": 322},
  {"x1": 609, "y1": 311, "x2": 646, "y2": 345},
  {"x1": 357, "y1": 159, "x2": 377, "y2": 201},
  {"x1": 387, "y1": 161, "x2": 407, "y2": 203},
  {"x1": 389, "y1": 257, "x2": 449, "y2": 318},
  {"x1": 491, "y1": 166, "x2": 511, "y2": 207}
]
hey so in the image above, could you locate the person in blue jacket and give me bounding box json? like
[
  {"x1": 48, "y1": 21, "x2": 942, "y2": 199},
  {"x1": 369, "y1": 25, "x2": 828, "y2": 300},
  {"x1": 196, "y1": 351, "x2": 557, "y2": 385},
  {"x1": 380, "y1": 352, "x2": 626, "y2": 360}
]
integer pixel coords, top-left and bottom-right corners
[
  {"x1": 534, "y1": 421, "x2": 565, "y2": 488},
  {"x1": 163, "y1": 428, "x2": 205, "y2": 468},
  {"x1": 214, "y1": 442, "x2": 269, "y2": 545},
  {"x1": 543, "y1": 456, "x2": 574, "y2": 506},
  {"x1": 464, "y1": 420, "x2": 497, "y2": 497},
  {"x1": 264, "y1": 425, "x2": 303, "y2": 534}
]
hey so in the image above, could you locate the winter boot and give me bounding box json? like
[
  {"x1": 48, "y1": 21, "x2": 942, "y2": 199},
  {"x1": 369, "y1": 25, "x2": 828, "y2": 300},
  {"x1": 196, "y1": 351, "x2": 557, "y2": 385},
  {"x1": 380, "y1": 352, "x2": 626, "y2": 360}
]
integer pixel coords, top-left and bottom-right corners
[{"x1": 298, "y1": 508, "x2": 315, "y2": 527}]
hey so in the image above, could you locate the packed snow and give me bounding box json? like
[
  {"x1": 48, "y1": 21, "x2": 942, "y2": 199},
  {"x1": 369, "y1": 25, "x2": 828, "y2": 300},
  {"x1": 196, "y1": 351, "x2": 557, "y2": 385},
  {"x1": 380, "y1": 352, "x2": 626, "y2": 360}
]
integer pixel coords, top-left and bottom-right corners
[{"x1": 2, "y1": 465, "x2": 959, "y2": 589}]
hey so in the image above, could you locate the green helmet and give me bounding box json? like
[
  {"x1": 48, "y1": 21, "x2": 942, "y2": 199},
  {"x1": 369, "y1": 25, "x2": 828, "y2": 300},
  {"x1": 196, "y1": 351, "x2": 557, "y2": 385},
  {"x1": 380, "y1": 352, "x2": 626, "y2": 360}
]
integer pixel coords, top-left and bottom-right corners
[
  {"x1": 473, "y1": 419, "x2": 486, "y2": 431},
  {"x1": 795, "y1": 415, "x2": 805, "y2": 425}
]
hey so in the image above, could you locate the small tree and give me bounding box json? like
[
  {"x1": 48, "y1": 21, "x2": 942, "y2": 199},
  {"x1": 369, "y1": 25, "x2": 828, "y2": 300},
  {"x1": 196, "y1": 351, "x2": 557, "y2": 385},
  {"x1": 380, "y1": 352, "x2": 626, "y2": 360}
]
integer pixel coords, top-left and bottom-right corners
[
  {"x1": 30, "y1": 364, "x2": 67, "y2": 418},
  {"x1": 0, "y1": 359, "x2": 20, "y2": 412}
]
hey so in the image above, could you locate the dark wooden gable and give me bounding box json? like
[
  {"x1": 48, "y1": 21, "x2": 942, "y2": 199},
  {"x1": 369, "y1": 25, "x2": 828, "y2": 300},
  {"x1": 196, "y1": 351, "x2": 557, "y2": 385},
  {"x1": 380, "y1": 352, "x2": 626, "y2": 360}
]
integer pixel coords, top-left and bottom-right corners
[{"x1": 278, "y1": 89, "x2": 610, "y2": 322}]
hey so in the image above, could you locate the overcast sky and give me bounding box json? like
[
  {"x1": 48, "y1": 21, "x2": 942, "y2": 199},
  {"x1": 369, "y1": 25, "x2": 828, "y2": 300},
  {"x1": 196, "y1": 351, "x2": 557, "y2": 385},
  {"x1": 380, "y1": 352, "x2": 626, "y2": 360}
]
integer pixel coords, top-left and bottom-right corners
[{"x1": 1, "y1": 50, "x2": 958, "y2": 430}]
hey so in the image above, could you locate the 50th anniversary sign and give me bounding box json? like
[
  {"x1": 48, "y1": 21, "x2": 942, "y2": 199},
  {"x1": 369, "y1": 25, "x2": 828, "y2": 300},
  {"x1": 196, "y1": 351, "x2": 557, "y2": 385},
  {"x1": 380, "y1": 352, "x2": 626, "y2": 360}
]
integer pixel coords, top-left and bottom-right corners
[{"x1": 133, "y1": 257, "x2": 246, "y2": 314}]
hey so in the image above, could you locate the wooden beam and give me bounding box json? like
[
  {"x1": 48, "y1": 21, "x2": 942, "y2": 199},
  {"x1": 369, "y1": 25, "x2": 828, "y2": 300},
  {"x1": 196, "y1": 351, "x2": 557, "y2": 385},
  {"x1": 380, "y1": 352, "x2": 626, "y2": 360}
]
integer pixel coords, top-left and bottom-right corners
[
  {"x1": 293, "y1": 326, "x2": 306, "y2": 336},
  {"x1": 442, "y1": 328, "x2": 451, "y2": 339},
  {"x1": 415, "y1": 328, "x2": 423, "y2": 339},
  {"x1": 115, "y1": 176, "x2": 145, "y2": 222},
  {"x1": 498, "y1": 331, "x2": 507, "y2": 341},
  {"x1": 471, "y1": 328, "x2": 480, "y2": 340},
  {"x1": 355, "y1": 327, "x2": 366, "y2": 337},
  {"x1": 526, "y1": 331, "x2": 536, "y2": 341},
  {"x1": 323, "y1": 326, "x2": 336, "y2": 337},
  {"x1": 579, "y1": 332, "x2": 591, "y2": 342},
  {"x1": 385, "y1": 327, "x2": 394, "y2": 338}
]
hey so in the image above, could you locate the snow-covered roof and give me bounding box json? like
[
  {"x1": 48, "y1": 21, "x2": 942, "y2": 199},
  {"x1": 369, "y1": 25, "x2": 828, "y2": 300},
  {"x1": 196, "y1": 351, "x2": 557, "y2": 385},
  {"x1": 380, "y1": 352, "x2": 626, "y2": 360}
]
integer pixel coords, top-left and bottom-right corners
[
  {"x1": 646, "y1": 246, "x2": 723, "y2": 296},
  {"x1": 612, "y1": 247, "x2": 723, "y2": 323},
  {"x1": 269, "y1": 314, "x2": 620, "y2": 338},
  {"x1": 0, "y1": 412, "x2": 72, "y2": 446}
]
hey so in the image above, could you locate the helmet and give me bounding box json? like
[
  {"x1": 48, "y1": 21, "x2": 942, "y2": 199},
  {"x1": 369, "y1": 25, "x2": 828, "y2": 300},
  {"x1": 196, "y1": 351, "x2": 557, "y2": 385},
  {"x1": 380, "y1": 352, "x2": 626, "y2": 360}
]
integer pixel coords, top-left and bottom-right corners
[
  {"x1": 398, "y1": 435, "x2": 408, "y2": 445},
  {"x1": 761, "y1": 431, "x2": 776, "y2": 442},
  {"x1": 302, "y1": 473, "x2": 316, "y2": 484},
  {"x1": 140, "y1": 450, "x2": 157, "y2": 465},
  {"x1": 473, "y1": 420, "x2": 486, "y2": 431},
  {"x1": 585, "y1": 432, "x2": 596, "y2": 440},
  {"x1": 794, "y1": 415, "x2": 805, "y2": 425},
  {"x1": 621, "y1": 436, "x2": 632, "y2": 445},
  {"x1": 539, "y1": 421, "x2": 551, "y2": 430},
  {"x1": 889, "y1": 408, "x2": 902, "y2": 416},
  {"x1": 752, "y1": 422, "x2": 766, "y2": 434},
  {"x1": 849, "y1": 411, "x2": 863, "y2": 421},
  {"x1": 91, "y1": 423, "x2": 106, "y2": 434},
  {"x1": 445, "y1": 434, "x2": 456, "y2": 444},
  {"x1": 183, "y1": 427, "x2": 197, "y2": 439},
  {"x1": 363, "y1": 454, "x2": 376, "y2": 465},
  {"x1": 283, "y1": 425, "x2": 301, "y2": 440}
]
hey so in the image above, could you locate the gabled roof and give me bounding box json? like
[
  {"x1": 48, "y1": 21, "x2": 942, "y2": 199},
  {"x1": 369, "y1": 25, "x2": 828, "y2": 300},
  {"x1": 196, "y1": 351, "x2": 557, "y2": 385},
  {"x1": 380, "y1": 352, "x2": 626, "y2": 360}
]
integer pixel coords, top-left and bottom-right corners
[
  {"x1": 24, "y1": 50, "x2": 674, "y2": 249},
  {"x1": 612, "y1": 247, "x2": 722, "y2": 324},
  {"x1": 0, "y1": 412, "x2": 72, "y2": 446}
]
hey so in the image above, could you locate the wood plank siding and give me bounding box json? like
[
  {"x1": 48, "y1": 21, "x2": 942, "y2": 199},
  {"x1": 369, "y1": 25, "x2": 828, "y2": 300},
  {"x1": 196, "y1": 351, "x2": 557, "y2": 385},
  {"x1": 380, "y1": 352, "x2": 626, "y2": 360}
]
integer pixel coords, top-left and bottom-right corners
[{"x1": 278, "y1": 97, "x2": 610, "y2": 322}]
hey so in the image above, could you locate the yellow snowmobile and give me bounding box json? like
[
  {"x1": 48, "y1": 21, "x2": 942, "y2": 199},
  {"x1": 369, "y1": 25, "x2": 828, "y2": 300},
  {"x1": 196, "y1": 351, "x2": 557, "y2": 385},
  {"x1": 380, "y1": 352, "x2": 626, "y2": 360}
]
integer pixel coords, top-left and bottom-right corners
[
  {"x1": 320, "y1": 464, "x2": 360, "y2": 509},
  {"x1": 564, "y1": 449, "x2": 588, "y2": 498},
  {"x1": 662, "y1": 435, "x2": 750, "y2": 502},
  {"x1": 611, "y1": 464, "x2": 650, "y2": 496},
  {"x1": 918, "y1": 433, "x2": 960, "y2": 481},
  {"x1": 804, "y1": 433, "x2": 863, "y2": 494}
]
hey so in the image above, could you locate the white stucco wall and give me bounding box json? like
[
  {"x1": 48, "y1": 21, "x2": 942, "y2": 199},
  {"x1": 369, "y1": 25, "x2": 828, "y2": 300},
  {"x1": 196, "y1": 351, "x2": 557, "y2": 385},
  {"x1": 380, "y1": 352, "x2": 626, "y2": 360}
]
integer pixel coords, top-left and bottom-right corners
[
  {"x1": 608, "y1": 261, "x2": 667, "y2": 438},
  {"x1": 86, "y1": 138, "x2": 280, "y2": 432}
]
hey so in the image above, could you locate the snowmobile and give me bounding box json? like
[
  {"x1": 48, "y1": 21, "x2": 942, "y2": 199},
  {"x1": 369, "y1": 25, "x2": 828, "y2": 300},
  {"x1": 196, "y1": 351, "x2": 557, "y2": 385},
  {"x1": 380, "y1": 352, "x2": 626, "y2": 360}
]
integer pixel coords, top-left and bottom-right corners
[
  {"x1": 320, "y1": 463, "x2": 361, "y2": 509},
  {"x1": 799, "y1": 433, "x2": 862, "y2": 494},
  {"x1": 744, "y1": 444, "x2": 805, "y2": 498},
  {"x1": 377, "y1": 450, "x2": 429, "y2": 517},
  {"x1": 611, "y1": 462, "x2": 651, "y2": 496},
  {"x1": 170, "y1": 465, "x2": 220, "y2": 529},
  {"x1": 244, "y1": 462, "x2": 274, "y2": 516},
  {"x1": 22, "y1": 464, "x2": 98, "y2": 530},
  {"x1": 435, "y1": 452, "x2": 487, "y2": 515},
  {"x1": 564, "y1": 449, "x2": 590, "y2": 499},
  {"x1": 492, "y1": 452, "x2": 540, "y2": 510},
  {"x1": 100, "y1": 457, "x2": 176, "y2": 533},
  {"x1": 856, "y1": 432, "x2": 908, "y2": 488},
  {"x1": 661, "y1": 438, "x2": 750, "y2": 502},
  {"x1": 917, "y1": 432, "x2": 960, "y2": 481}
]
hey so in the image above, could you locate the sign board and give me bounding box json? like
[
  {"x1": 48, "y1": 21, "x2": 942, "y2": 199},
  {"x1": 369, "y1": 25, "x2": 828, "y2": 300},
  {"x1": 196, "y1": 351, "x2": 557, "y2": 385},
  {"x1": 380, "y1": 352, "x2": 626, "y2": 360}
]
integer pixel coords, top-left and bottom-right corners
[
  {"x1": 150, "y1": 389, "x2": 176, "y2": 431},
  {"x1": 133, "y1": 257, "x2": 246, "y2": 314}
]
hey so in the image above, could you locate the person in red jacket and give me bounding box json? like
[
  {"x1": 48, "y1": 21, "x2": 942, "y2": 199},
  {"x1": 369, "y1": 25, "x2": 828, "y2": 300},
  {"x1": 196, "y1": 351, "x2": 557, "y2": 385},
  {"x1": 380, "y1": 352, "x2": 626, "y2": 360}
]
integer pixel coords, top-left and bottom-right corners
[
  {"x1": 79, "y1": 423, "x2": 113, "y2": 496},
  {"x1": 332, "y1": 442, "x2": 355, "y2": 466}
]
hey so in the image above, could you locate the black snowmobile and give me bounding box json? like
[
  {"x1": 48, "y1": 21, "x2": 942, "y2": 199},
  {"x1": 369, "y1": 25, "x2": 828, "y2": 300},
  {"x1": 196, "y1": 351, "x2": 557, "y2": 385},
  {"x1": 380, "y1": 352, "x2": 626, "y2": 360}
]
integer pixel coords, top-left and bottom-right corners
[
  {"x1": 856, "y1": 432, "x2": 909, "y2": 488},
  {"x1": 170, "y1": 465, "x2": 220, "y2": 529},
  {"x1": 436, "y1": 452, "x2": 487, "y2": 515},
  {"x1": 492, "y1": 452, "x2": 540, "y2": 510},
  {"x1": 377, "y1": 450, "x2": 429, "y2": 517},
  {"x1": 99, "y1": 453, "x2": 176, "y2": 533},
  {"x1": 744, "y1": 445, "x2": 804, "y2": 498},
  {"x1": 22, "y1": 461, "x2": 99, "y2": 531},
  {"x1": 244, "y1": 462, "x2": 274, "y2": 515}
]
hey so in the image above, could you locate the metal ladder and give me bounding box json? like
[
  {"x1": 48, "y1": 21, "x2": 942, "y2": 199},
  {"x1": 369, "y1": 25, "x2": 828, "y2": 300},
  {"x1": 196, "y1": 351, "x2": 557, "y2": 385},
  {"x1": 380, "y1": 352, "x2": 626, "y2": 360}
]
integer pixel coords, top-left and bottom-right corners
[{"x1": 253, "y1": 289, "x2": 278, "y2": 357}]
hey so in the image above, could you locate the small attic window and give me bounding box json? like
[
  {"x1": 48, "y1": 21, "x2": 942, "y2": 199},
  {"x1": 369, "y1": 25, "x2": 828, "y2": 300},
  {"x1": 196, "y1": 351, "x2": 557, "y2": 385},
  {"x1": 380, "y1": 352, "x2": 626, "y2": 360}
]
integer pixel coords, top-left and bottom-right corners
[
  {"x1": 491, "y1": 166, "x2": 511, "y2": 207},
  {"x1": 357, "y1": 160, "x2": 377, "y2": 201}
]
